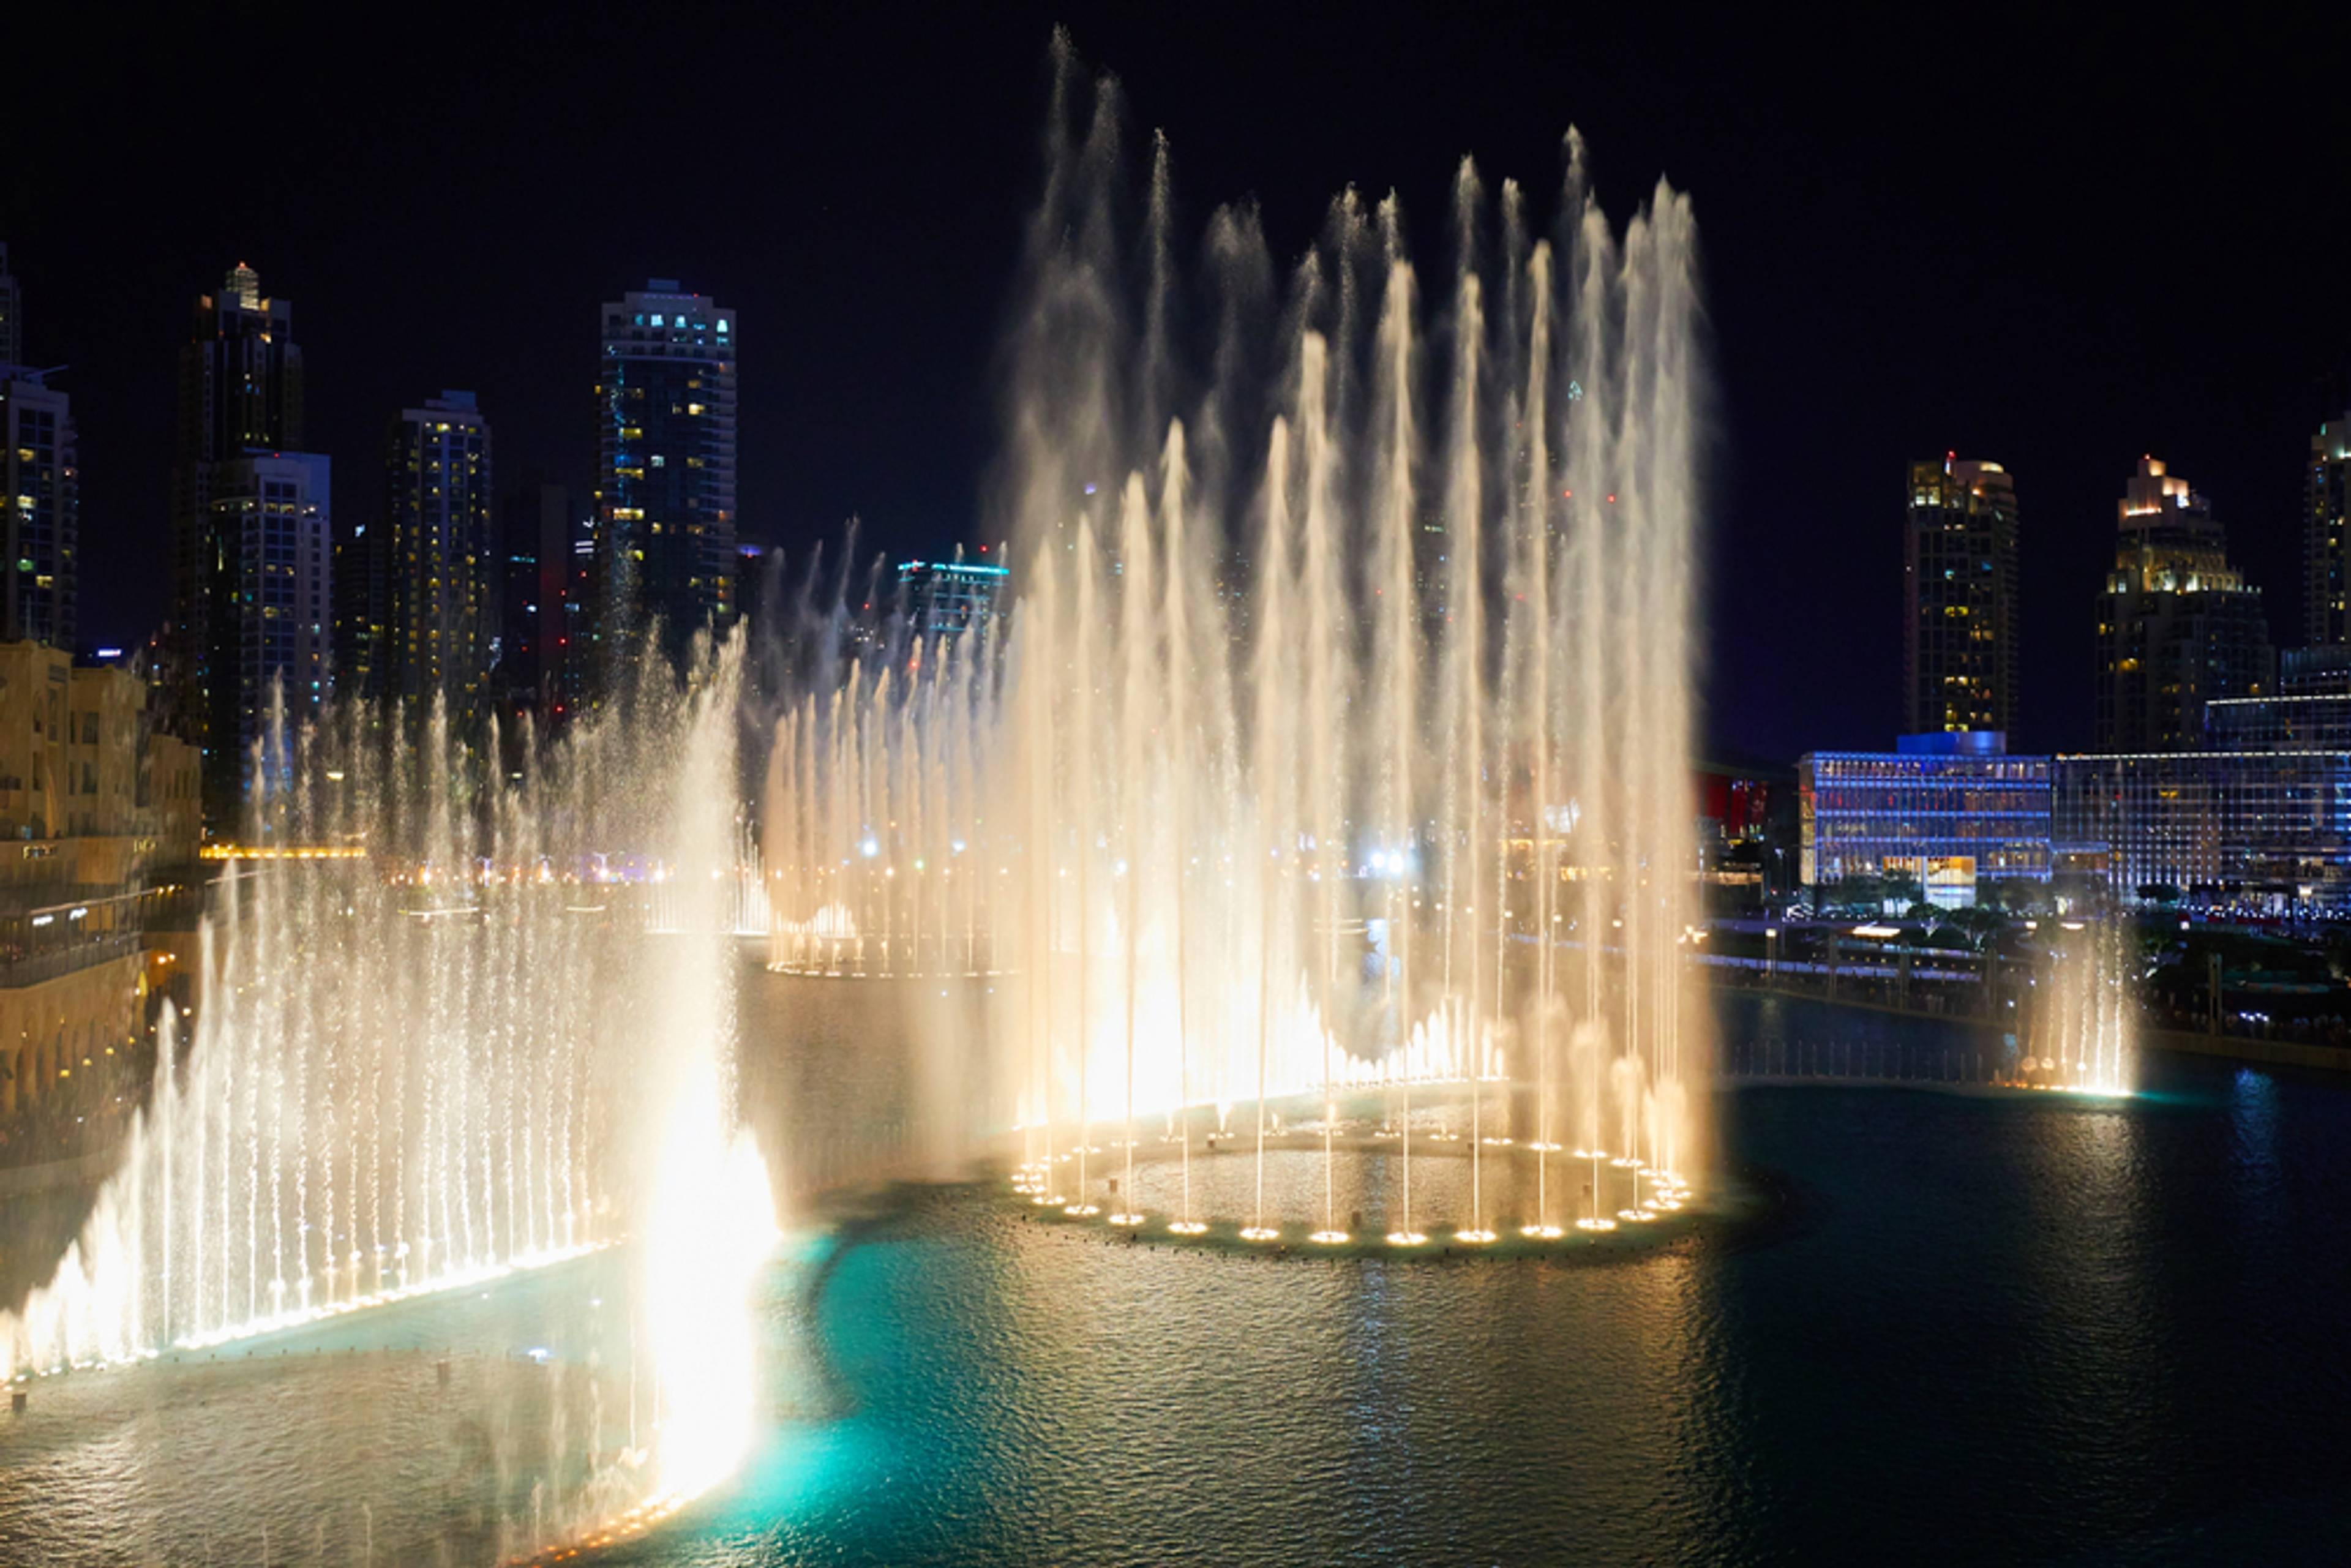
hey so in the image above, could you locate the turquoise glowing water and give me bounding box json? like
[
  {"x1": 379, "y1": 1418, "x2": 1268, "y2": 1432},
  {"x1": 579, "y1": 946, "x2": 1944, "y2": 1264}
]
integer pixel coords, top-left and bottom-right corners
[
  {"x1": 8, "y1": 994, "x2": 2351, "y2": 1563},
  {"x1": 624, "y1": 1002, "x2": 2351, "y2": 1564}
]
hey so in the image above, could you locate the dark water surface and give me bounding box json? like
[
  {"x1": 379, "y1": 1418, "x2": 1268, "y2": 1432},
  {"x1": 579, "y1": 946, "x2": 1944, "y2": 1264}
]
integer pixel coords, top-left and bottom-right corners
[
  {"x1": 7, "y1": 994, "x2": 2351, "y2": 1564},
  {"x1": 607, "y1": 995, "x2": 2351, "y2": 1566}
]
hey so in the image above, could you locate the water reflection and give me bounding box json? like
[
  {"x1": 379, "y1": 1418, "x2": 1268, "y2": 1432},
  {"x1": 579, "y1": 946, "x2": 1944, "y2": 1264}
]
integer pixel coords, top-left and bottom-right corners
[{"x1": 10, "y1": 1009, "x2": 2351, "y2": 1564}]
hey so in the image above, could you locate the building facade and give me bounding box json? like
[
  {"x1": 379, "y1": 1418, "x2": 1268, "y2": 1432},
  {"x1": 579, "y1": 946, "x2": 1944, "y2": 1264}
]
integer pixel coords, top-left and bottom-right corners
[
  {"x1": 373, "y1": 391, "x2": 493, "y2": 719},
  {"x1": 332, "y1": 514, "x2": 389, "y2": 705},
  {"x1": 0, "y1": 643, "x2": 202, "y2": 861},
  {"x1": 2204, "y1": 692, "x2": 2351, "y2": 752},
  {"x1": 594, "y1": 281, "x2": 737, "y2": 687},
  {"x1": 0, "y1": 250, "x2": 75, "y2": 651},
  {"x1": 2204, "y1": 645, "x2": 2351, "y2": 749},
  {"x1": 898, "y1": 558, "x2": 1010, "y2": 639},
  {"x1": 1799, "y1": 732, "x2": 2052, "y2": 907},
  {"x1": 0, "y1": 242, "x2": 18, "y2": 366},
  {"x1": 0, "y1": 370, "x2": 76, "y2": 651},
  {"x1": 492, "y1": 473, "x2": 574, "y2": 720},
  {"x1": 2310, "y1": 409, "x2": 2351, "y2": 647},
  {"x1": 1905, "y1": 457, "x2": 2020, "y2": 735},
  {"x1": 204, "y1": 452, "x2": 331, "y2": 807},
  {"x1": 2094, "y1": 456, "x2": 2271, "y2": 751},
  {"x1": 2054, "y1": 750, "x2": 2351, "y2": 911},
  {"x1": 0, "y1": 642, "x2": 195, "y2": 1144},
  {"x1": 170, "y1": 264, "x2": 320, "y2": 817}
]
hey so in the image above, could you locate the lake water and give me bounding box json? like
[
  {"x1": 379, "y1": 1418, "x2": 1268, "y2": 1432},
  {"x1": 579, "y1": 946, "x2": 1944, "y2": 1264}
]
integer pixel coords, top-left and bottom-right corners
[
  {"x1": 635, "y1": 992, "x2": 2351, "y2": 1566},
  {"x1": 6, "y1": 992, "x2": 2349, "y2": 1564}
]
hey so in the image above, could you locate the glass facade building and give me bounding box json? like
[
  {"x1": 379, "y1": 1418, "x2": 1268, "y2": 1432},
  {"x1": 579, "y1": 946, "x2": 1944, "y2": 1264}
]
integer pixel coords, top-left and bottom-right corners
[
  {"x1": 492, "y1": 474, "x2": 574, "y2": 721},
  {"x1": 0, "y1": 248, "x2": 75, "y2": 653},
  {"x1": 0, "y1": 370, "x2": 75, "y2": 651},
  {"x1": 2053, "y1": 751, "x2": 2351, "y2": 910},
  {"x1": 379, "y1": 391, "x2": 493, "y2": 718},
  {"x1": 0, "y1": 242, "x2": 18, "y2": 367},
  {"x1": 205, "y1": 452, "x2": 330, "y2": 800},
  {"x1": 2304, "y1": 409, "x2": 2351, "y2": 645},
  {"x1": 1904, "y1": 457, "x2": 2020, "y2": 735},
  {"x1": 1799, "y1": 732, "x2": 2052, "y2": 906},
  {"x1": 898, "y1": 559, "x2": 1008, "y2": 639},
  {"x1": 2203, "y1": 692, "x2": 2351, "y2": 752},
  {"x1": 172, "y1": 264, "x2": 313, "y2": 815},
  {"x1": 594, "y1": 280, "x2": 737, "y2": 687}
]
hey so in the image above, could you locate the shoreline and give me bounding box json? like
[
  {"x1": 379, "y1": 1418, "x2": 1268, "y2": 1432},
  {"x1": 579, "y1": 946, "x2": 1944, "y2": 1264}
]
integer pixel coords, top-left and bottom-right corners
[{"x1": 1717, "y1": 981, "x2": 2351, "y2": 1075}]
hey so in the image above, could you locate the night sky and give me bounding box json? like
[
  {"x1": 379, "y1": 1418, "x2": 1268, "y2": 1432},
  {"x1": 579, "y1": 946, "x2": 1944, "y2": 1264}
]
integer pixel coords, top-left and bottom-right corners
[{"x1": 8, "y1": 6, "x2": 2347, "y2": 763}]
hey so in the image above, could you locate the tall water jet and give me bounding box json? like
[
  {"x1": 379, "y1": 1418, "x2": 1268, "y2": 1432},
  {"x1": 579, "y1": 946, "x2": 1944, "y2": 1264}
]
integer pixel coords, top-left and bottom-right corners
[
  {"x1": 756, "y1": 54, "x2": 1712, "y2": 1242},
  {"x1": 2, "y1": 642, "x2": 778, "y2": 1514},
  {"x1": 2029, "y1": 919, "x2": 2138, "y2": 1095},
  {"x1": 639, "y1": 636, "x2": 780, "y2": 1498}
]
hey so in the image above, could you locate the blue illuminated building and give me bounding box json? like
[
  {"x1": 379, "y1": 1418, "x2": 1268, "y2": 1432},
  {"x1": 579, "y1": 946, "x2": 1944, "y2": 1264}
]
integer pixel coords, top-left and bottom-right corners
[
  {"x1": 2053, "y1": 645, "x2": 2351, "y2": 913},
  {"x1": 2053, "y1": 749, "x2": 2351, "y2": 912},
  {"x1": 898, "y1": 558, "x2": 1008, "y2": 639},
  {"x1": 1798, "y1": 731, "x2": 2052, "y2": 907}
]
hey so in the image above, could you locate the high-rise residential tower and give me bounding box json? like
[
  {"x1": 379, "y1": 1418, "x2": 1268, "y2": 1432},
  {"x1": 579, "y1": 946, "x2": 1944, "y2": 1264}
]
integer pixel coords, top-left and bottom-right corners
[
  {"x1": 2094, "y1": 456, "x2": 2271, "y2": 751},
  {"x1": 331, "y1": 514, "x2": 389, "y2": 707},
  {"x1": 0, "y1": 373, "x2": 77, "y2": 651},
  {"x1": 374, "y1": 391, "x2": 493, "y2": 720},
  {"x1": 171, "y1": 263, "x2": 323, "y2": 817},
  {"x1": 0, "y1": 243, "x2": 21, "y2": 367},
  {"x1": 205, "y1": 451, "x2": 331, "y2": 802},
  {"x1": 593, "y1": 280, "x2": 737, "y2": 687},
  {"x1": 1904, "y1": 456, "x2": 2020, "y2": 735},
  {"x1": 2310, "y1": 408, "x2": 2351, "y2": 646},
  {"x1": 492, "y1": 471, "x2": 574, "y2": 720},
  {"x1": 0, "y1": 252, "x2": 76, "y2": 651}
]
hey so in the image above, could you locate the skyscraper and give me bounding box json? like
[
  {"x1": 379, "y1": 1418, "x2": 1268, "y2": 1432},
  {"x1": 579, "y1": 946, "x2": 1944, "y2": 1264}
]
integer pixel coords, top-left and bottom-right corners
[
  {"x1": 2309, "y1": 407, "x2": 2351, "y2": 646},
  {"x1": 0, "y1": 243, "x2": 20, "y2": 367},
  {"x1": 493, "y1": 471, "x2": 574, "y2": 719},
  {"x1": 0, "y1": 253, "x2": 76, "y2": 651},
  {"x1": 375, "y1": 391, "x2": 493, "y2": 720},
  {"x1": 1904, "y1": 456, "x2": 2020, "y2": 735},
  {"x1": 331, "y1": 514, "x2": 389, "y2": 706},
  {"x1": 204, "y1": 451, "x2": 331, "y2": 803},
  {"x1": 171, "y1": 263, "x2": 322, "y2": 817},
  {"x1": 0, "y1": 373, "x2": 77, "y2": 651},
  {"x1": 594, "y1": 281, "x2": 737, "y2": 686},
  {"x1": 2094, "y1": 457, "x2": 2271, "y2": 751}
]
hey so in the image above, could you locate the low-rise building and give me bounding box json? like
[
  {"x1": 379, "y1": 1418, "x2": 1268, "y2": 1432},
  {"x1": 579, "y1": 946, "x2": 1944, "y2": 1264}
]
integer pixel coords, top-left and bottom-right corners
[
  {"x1": 1798, "y1": 732, "x2": 2052, "y2": 908},
  {"x1": 898, "y1": 558, "x2": 1010, "y2": 639},
  {"x1": 0, "y1": 643, "x2": 196, "y2": 1155},
  {"x1": 2202, "y1": 692, "x2": 2351, "y2": 752},
  {"x1": 2053, "y1": 749, "x2": 2351, "y2": 912}
]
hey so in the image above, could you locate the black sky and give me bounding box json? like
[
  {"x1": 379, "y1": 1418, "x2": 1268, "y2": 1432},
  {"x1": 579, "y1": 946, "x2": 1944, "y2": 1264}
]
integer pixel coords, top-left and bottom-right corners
[{"x1": 7, "y1": 4, "x2": 2347, "y2": 762}]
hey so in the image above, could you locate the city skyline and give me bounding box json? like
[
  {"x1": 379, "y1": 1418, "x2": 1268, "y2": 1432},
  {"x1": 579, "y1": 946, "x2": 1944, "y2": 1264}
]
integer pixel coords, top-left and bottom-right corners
[
  {"x1": 4, "y1": 9, "x2": 2348, "y2": 765},
  {"x1": 5, "y1": 18, "x2": 2351, "y2": 1566}
]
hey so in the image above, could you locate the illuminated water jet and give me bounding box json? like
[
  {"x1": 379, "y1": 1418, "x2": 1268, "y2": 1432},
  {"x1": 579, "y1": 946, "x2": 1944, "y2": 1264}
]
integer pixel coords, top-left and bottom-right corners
[
  {"x1": 757, "y1": 64, "x2": 1712, "y2": 1234},
  {"x1": 2, "y1": 639, "x2": 778, "y2": 1523}
]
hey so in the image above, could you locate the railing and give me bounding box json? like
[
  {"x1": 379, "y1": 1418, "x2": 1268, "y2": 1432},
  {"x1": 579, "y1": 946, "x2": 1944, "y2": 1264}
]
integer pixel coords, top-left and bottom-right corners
[{"x1": 0, "y1": 932, "x2": 144, "y2": 990}]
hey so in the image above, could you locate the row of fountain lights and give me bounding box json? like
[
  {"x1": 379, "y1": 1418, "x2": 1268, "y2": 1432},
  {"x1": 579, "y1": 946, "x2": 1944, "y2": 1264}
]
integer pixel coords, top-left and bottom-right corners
[
  {"x1": 1008, "y1": 1138, "x2": 1691, "y2": 1247},
  {"x1": 506, "y1": 1488, "x2": 698, "y2": 1567}
]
